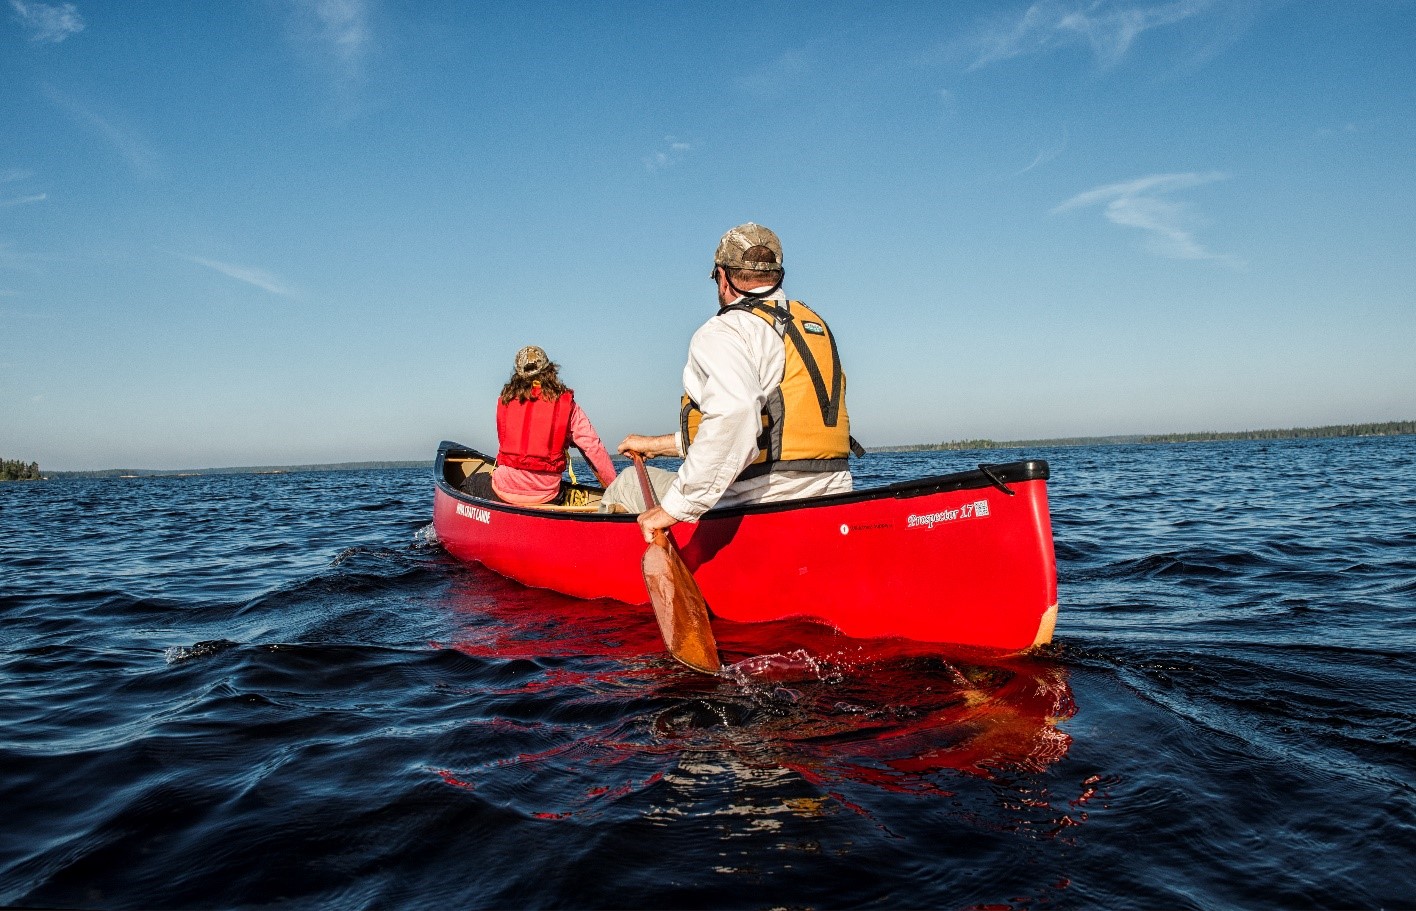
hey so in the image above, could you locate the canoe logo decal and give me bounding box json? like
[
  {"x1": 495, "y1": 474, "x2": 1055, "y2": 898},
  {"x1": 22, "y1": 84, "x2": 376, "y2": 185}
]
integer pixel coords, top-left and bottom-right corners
[
  {"x1": 456, "y1": 503, "x2": 492, "y2": 524},
  {"x1": 907, "y1": 500, "x2": 990, "y2": 529}
]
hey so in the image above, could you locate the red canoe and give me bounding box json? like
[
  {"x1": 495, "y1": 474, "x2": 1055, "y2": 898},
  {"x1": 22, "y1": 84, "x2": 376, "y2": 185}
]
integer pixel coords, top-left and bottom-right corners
[{"x1": 432, "y1": 441, "x2": 1059, "y2": 653}]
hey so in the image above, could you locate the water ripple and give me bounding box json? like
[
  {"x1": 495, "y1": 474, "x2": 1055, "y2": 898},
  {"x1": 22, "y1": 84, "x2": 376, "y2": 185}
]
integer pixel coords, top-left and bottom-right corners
[{"x1": 2, "y1": 441, "x2": 1415, "y2": 908}]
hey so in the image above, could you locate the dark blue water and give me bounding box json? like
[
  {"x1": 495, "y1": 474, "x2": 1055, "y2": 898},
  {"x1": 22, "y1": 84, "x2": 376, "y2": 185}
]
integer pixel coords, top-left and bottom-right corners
[{"x1": 2, "y1": 438, "x2": 1414, "y2": 909}]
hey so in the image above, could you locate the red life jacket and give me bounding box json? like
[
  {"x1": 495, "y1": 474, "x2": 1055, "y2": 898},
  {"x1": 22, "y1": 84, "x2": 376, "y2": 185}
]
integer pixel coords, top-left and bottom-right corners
[{"x1": 496, "y1": 386, "x2": 575, "y2": 472}]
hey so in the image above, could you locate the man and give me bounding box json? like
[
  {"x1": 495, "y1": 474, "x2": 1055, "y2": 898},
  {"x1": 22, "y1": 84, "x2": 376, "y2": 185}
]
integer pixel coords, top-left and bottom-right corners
[{"x1": 614, "y1": 222, "x2": 861, "y2": 542}]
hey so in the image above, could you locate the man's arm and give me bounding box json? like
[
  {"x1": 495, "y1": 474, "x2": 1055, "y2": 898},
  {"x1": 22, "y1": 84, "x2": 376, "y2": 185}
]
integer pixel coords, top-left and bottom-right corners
[
  {"x1": 658, "y1": 318, "x2": 774, "y2": 522},
  {"x1": 618, "y1": 314, "x2": 779, "y2": 541},
  {"x1": 616, "y1": 433, "x2": 680, "y2": 459}
]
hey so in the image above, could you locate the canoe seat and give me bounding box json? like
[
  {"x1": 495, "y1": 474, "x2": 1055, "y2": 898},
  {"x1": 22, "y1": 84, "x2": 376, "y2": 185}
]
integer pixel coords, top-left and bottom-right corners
[
  {"x1": 446, "y1": 455, "x2": 493, "y2": 483},
  {"x1": 521, "y1": 502, "x2": 603, "y2": 513}
]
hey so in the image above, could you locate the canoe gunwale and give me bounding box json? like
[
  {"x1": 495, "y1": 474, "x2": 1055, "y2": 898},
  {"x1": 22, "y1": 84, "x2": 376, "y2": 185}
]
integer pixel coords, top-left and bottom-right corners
[{"x1": 434, "y1": 440, "x2": 1050, "y2": 522}]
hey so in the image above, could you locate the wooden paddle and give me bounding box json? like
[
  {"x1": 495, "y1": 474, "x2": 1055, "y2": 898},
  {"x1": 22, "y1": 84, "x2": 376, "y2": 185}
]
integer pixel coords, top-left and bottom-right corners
[{"x1": 630, "y1": 453, "x2": 721, "y2": 674}]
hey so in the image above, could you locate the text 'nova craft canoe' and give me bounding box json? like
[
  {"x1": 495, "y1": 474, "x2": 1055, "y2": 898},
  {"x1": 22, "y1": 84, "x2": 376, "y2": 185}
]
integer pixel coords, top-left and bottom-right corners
[{"x1": 431, "y1": 442, "x2": 1058, "y2": 653}]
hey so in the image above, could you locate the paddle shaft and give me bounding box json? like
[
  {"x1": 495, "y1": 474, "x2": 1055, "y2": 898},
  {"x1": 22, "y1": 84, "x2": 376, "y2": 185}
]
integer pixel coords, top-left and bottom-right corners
[
  {"x1": 631, "y1": 452, "x2": 660, "y2": 511},
  {"x1": 628, "y1": 452, "x2": 721, "y2": 674}
]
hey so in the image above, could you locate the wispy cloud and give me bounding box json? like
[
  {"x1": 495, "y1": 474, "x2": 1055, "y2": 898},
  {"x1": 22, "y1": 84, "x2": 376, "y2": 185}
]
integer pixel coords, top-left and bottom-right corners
[
  {"x1": 42, "y1": 85, "x2": 162, "y2": 178},
  {"x1": 285, "y1": 0, "x2": 374, "y2": 103},
  {"x1": 736, "y1": 48, "x2": 812, "y2": 101},
  {"x1": 968, "y1": 0, "x2": 1214, "y2": 70},
  {"x1": 182, "y1": 254, "x2": 300, "y2": 298},
  {"x1": 1312, "y1": 121, "x2": 1368, "y2": 140},
  {"x1": 1015, "y1": 124, "x2": 1069, "y2": 175},
  {"x1": 2, "y1": 193, "x2": 47, "y2": 207},
  {"x1": 1053, "y1": 171, "x2": 1239, "y2": 264},
  {"x1": 10, "y1": 0, "x2": 84, "y2": 43},
  {"x1": 643, "y1": 137, "x2": 693, "y2": 172},
  {"x1": 0, "y1": 170, "x2": 46, "y2": 207},
  {"x1": 306, "y1": 0, "x2": 371, "y2": 69}
]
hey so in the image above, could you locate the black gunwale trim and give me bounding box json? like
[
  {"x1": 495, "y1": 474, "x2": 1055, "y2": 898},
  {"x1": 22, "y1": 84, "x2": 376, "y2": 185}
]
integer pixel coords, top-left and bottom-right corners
[{"x1": 434, "y1": 441, "x2": 1049, "y2": 524}]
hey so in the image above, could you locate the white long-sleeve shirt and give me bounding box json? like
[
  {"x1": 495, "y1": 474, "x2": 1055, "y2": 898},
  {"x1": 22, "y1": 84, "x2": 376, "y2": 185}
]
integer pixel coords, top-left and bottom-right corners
[{"x1": 659, "y1": 289, "x2": 853, "y2": 522}]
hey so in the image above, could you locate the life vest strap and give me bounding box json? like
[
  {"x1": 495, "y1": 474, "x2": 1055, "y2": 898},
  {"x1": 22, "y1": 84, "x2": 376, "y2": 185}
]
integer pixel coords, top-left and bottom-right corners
[
  {"x1": 720, "y1": 299, "x2": 843, "y2": 427},
  {"x1": 737, "y1": 457, "x2": 850, "y2": 481}
]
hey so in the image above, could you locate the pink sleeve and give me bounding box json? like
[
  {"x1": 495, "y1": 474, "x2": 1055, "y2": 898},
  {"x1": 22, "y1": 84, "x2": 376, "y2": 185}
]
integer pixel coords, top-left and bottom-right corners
[{"x1": 568, "y1": 403, "x2": 618, "y2": 485}]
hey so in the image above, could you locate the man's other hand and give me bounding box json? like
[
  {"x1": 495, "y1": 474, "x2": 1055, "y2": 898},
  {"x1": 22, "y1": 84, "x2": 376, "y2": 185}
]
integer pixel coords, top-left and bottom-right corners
[{"x1": 636, "y1": 505, "x2": 678, "y2": 544}]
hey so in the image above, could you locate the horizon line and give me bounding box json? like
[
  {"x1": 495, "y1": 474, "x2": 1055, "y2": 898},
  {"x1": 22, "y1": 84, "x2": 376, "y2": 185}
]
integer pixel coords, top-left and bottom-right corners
[{"x1": 17, "y1": 419, "x2": 1415, "y2": 477}]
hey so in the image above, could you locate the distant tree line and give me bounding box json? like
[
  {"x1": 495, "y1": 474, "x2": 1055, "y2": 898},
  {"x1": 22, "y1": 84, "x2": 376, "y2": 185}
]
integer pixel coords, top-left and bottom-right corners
[
  {"x1": 1134, "y1": 421, "x2": 1416, "y2": 444},
  {"x1": 1, "y1": 459, "x2": 42, "y2": 481},
  {"x1": 48, "y1": 460, "x2": 433, "y2": 479},
  {"x1": 875, "y1": 420, "x2": 1416, "y2": 452}
]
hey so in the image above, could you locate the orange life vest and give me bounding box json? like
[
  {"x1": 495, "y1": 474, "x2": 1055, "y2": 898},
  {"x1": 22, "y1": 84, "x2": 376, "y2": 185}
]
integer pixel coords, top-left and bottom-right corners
[
  {"x1": 496, "y1": 387, "x2": 575, "y2": 473},
  {"x1": 681, "y1": 299, "x2": 859, "y2": 479}
]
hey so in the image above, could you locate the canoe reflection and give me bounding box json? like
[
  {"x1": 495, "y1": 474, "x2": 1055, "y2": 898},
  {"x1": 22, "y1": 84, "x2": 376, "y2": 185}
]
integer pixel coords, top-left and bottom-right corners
[
  {"x1": 659, "y1": 639, "x2": 1075, "y2": 794},
  {"x1": 441, "y1": 574, "x2": 1075, "y2": 807}
]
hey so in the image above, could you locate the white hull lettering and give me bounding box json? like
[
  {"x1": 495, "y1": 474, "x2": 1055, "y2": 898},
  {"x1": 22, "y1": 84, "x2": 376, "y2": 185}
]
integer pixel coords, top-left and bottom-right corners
[
  {"x1": 456, "y1": 502, "x2": 492, "y2": 524},
  {"x1": 907, "y1": 499, "x2": 990, "y2": 530}
]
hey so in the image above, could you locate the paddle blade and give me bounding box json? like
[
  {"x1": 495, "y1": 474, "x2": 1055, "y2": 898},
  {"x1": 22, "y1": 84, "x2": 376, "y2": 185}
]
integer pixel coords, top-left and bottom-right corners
[{"x1": 642, "y1": 536, "x2": 721, "y2": 674}]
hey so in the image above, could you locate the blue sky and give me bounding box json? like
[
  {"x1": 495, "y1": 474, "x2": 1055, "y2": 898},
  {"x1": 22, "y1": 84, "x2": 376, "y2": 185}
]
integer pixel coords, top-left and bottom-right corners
[{"x1": 2, "y1": 0, "x2": 1413, "y2": 470}]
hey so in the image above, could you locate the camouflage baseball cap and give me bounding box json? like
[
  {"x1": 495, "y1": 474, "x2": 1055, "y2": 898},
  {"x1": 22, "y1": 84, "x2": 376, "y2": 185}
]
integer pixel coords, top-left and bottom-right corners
[
  {"x1": 714, "y1": 223, "x2": 783, "y2": 272},
  {"x1": 514, "y1": 345, "x2": 550, "y2": 377}
]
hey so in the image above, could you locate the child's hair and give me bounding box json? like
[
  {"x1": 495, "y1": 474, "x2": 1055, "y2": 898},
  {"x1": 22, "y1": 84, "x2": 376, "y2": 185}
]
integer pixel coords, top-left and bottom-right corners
[{"x1": 500, "y1": 363, "x2": 568, "y2": 403}]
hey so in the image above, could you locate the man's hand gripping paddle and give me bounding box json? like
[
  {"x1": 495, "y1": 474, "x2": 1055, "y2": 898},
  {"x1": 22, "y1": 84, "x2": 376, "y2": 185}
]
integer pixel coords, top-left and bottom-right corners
[{"x1": 630, "y1": 453, "x2": 721, "y2": 674}]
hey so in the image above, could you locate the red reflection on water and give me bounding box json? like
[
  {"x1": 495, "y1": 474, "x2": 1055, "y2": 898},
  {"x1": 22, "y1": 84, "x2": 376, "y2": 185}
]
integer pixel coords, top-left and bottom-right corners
[
  {"x1": 436, "y1": 570, "x2": 1078, "y2": 820},
  {"x1": 440, "y1": 571, "x2": 668, "y2": 665},
  {"x1": 709, "y1": 617, "x2": 1077, "y2": 788},
  {"x1": 433, "y1": 769, "x2": 475, "y2": 790}
]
